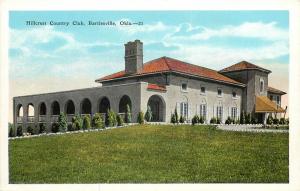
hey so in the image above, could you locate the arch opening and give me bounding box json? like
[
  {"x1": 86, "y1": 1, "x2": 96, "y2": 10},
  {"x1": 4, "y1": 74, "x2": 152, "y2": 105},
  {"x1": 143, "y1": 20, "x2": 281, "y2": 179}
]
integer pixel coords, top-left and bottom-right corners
[
  {"x1": 39, "y1": 102, "x2": 47, "y2": 115},
  {"x1": 147, "y1": 95, "x2": 166, "y2": 122},
  {"x1": 99, "y1": 97, "x2": 110, "y2": 113},
  {"x1": 17, "y1": 104, "x2": 23, "y2": 117},
  {"x1": 119, "y1": 95, "x2": 132, "y2": 113},
  {"x1": 51, "y1": 101, "x2": 60, "y2": 115},
  {"x1": 27, "y1": 103, "x2": 35, "y2": 117},
  {"x1": 81, "y1": 98, "x2": 92, "y2": 114},
  {"x1": 65, "y1": 100, "x2": 75, "y2": 115}
]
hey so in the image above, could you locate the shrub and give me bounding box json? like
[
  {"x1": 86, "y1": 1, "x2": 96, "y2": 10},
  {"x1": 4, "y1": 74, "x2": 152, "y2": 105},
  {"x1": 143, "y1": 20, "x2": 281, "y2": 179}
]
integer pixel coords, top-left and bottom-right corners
[
  {"x1": 171, "y1": 113, "x2": 176, "y2": 124},
  {"x1": 137, "y1": 111, "x2": 144, "y2": 124},
  {"x1": 240, "y1": 110, "x2": 246, "y2": 124},
  {"x1": 245, "y1": 113, "x2": 252, "y2": 124},
  {"x1": 72, "y1": 115, "x2": 82, "y2": 130},
  {"x1": 9, "y1": 123, "x2": 15, "y2": 137},
  {"x1": 179, "y1": 115, "x2": 185, "y2": 123},
  {"x1": 210, "y1": 117, "x2": 217, "y2": 124},
  {"x1": 192, "y1": 115, "x2": 198, "y2": 125},
  {"x1": 279, "y1": 118, "x2": 286, "y2": 125},
  {"x1": 58, "y1": 112, "x2": 68, "y2": 132},
  {"x1": 124, "y1": 104, "x2": 132, "y2": 123},
  {"x1": 144, "y1": 105, "x2": 153, "y2": 122},
  {"x1": 273, "y1": 117, "x2": 279, "y2": 125},
  {"x1": 251, "y1": 115, "x2": 258, "y2": 124},
  {"x1": 51, "y1": 122, "x2": 59, "y2": 133},
  {"x1": 27, "y1": 125, "x2": 34, "y2": 135},
  {"x1": 67, "y1": 123, "x2": 74, "y2": 131},
  {"x1": 33, "y1": 124, "x2": 40, "y2": 135},
  {"x1": 16, "y1": 125, "x2": 23, "y2": 136},
  {"x1": 39, "y1": 123, "x2": 46, "y2": 133},
  {"x1": 116, "y1": 114, "x2": 124, "y2": 126},
  {"x1": 174, "y1": 108, "x2": 179, "y2": 124},
  {"x1": 225, "y1": 117, "x2": 232, "y2": 125},
  {"x1": 216, "y1": 118, "x2": 221, "y2": 124},
  {"x1": 199, "y1": 116, "x2": 204, "y2": 124},
  {"x1": 92, "y1": 113, "x2": 104, "y2": 129},
  {"x1": 107, "y1": 109, "x2": 117, "y2": 127},
  {"x1": 82, "y1": 115, "x2": 91, "y2": 130},
  {"x1": 267, "y1": 115, "x2": 273, "y2": 125}
]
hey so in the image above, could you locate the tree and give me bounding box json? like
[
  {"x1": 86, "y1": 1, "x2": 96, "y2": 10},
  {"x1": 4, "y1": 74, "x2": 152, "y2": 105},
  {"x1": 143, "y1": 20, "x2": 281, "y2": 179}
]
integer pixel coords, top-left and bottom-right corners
[
  {"x1": 171, "y1": 113, "x2": 176, "y2": 124},
  {"x1": 116, "y1": 114, "x2": 124, "y2": 126},
  {"x1": 137, "y1": 111, "x2": 144, "y2": 124},
  {"x1": 82, "y1": 115, "x2": 91, "y2": 130},
  {"x1": 125, "y1": 104, "x2": 132, "y2": 123},
  {"x1": 92, "y1": 113, "x2": 104, "y2": 129},
  {"x1": 8, "y1": 123, "x2": 15, "y2": 137},
  {"x1": 16, "y1": 125, "x2": 23, "y2": 136},
  {"x1": 58, "y1": 112, "x2": 68, "y2": 132},
  {"x1": 174, "y1": 107, "x2": 179, "y2": 124},
  {"x1": 144, "y1": 105, "x2": 153, "y2": 122},
  {"x1": 72, "y1": 115, "x2": 83, "y2": 130},
  {"x1": 179, "y1": 115, "x2": 185, "y2": 123},
  {"x1": 107, "y1": 109, "x2": 117, "y2": 127},
  {"x1": 240, "y1": 110, "x2": 246, "y2": 124}
]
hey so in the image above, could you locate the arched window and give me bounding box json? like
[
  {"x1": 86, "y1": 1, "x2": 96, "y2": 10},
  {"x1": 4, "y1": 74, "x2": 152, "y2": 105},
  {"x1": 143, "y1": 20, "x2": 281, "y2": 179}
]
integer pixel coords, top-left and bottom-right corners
[
  {"x1": 216, "y1": 101, "x2": 223, "y2": 122},
  {"x1": 28, "y1": 103, "x2": 34, "y2": 117},
  {"x1": 179, "y1": 96, "x2": 188, "y2": 119},
  {"x1": 199, "y1": 99, "x2": 207, "y2": 120}
]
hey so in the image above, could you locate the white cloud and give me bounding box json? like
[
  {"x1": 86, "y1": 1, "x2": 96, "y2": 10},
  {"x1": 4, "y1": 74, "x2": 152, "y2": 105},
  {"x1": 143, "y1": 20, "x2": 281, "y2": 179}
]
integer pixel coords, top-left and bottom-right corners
[{"x1": 165, "y1": 21, "x2": 288, "y2": 42}]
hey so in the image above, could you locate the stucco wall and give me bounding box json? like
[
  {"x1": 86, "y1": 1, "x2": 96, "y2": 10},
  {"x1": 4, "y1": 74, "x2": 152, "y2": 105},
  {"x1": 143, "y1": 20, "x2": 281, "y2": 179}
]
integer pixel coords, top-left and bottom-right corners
[{"x1": 14, "y1": 82, "x2": 142, "y2": 132}]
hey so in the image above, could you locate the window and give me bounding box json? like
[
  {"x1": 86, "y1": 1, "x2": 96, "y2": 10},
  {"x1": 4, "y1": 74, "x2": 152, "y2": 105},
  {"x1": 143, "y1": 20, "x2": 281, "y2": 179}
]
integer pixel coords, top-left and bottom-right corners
[
  {"x1": 276, "y1": 96, "x2": 280, "y2": 105},
  {"x1": 260, "y1": 79, "x2": 264, "y2": 93},
  {"x1": 200, "y1": 86, "x2": 206, "y2": 94},
  {"x1": 180, "y1": 102, "x2": 188, "y2": 119},
  {"x1": 217, "y1": 88, "x2": 222, "y2": 96},
  {"x1": 181, "y1": 83, "x2": 187, "y2": 91},
  {"x1": 200, "y1": 104, "x2": 206, "y2": 120},
  {"x1": 232, "y1": 91, "x2": 237, "y2": 98},
  {"x1": 270, "y1": 95, "x2": 273, "y2": 101},
  {"x1": 231, "y1": 107, "x2": 237, "y2": 120},
  {"x1": 216, "y1": 106, "x2": 223, "y2": 121}
]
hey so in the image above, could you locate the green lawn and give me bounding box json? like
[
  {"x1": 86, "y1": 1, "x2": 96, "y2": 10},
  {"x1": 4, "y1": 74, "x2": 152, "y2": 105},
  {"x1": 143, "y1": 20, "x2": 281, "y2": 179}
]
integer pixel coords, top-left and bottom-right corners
[{"x1": 9, "y1": 125, "x2": 289, "y2": 183}]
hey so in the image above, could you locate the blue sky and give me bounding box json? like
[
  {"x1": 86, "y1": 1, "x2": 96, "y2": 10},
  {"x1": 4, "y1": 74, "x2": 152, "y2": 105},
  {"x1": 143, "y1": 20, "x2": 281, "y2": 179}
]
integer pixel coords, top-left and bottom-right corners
[{"x1": 8, "y1": 11, "x2": 289, "y2": 121}]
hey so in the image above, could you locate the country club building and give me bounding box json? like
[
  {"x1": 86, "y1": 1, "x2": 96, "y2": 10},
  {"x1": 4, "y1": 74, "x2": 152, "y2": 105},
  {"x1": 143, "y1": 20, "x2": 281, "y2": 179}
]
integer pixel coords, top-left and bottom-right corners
[{"x1": 13, "y1": 40, "x2": 286, "y2": 131}]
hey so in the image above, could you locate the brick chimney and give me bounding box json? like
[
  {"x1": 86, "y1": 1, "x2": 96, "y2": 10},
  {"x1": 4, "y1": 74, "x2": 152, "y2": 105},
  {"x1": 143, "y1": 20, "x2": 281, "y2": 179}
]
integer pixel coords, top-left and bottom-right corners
[{"x1": 124, "y1": 40, "x2": 143, "y2": 74}]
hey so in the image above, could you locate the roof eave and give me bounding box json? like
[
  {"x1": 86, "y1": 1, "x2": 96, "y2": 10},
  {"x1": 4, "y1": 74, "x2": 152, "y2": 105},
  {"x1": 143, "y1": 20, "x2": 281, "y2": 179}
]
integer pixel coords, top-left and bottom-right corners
[
  {"x1": 219, "y1": 68, "x2": 272, "y2": 74},
  {"x1": 96, "y1": 70, "x2": 246, "y2": 87}
]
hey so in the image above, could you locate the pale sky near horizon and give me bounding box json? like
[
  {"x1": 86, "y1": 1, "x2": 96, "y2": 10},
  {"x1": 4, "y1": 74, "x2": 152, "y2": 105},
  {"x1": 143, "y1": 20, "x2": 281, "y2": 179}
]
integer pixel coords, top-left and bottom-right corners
[{"x1": 8, "y1": 11, "x2": 289, "y2": 122}]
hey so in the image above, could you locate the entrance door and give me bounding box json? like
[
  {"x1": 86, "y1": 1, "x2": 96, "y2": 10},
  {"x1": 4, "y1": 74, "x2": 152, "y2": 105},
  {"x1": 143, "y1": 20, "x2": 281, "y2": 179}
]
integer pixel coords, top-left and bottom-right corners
[{"x1": 149, "y1": 100, "x2": 159, "y2": 121}]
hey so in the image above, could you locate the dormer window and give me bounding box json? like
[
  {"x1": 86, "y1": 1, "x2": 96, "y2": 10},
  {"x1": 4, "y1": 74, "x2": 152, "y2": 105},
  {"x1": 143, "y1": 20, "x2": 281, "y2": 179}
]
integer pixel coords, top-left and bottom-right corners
[{"x1": 260, "y1": 78, "x2": 264, "y2": 93}]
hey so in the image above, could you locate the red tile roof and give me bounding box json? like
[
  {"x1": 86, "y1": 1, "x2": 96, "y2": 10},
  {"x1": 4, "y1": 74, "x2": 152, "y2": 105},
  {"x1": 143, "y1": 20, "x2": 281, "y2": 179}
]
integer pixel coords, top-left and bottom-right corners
[
  {"x1": 147, "y1": 83, "x2": 167, "y2": 92},
  {"x1": 220, "y1": 61, "x2": 271, "y2": 73},
  {"x1": 267, "y1": 86, "x2": 286, "y2": 95},
  {"x1": 96, "y1": 57, "x2": 245, "y2": 87}
]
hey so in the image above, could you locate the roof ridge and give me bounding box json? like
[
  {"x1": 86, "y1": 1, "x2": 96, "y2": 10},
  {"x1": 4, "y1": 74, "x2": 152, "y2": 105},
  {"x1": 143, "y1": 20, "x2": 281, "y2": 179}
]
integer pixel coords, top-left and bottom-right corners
[{"x1": 163, "y1": 56, "x2": 219, "y2": 73}]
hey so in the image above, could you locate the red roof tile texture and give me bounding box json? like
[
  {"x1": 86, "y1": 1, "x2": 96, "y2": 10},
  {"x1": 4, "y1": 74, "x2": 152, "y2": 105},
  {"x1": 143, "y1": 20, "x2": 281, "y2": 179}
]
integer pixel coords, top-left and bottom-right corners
[
  {"x1": 96, "y1": 57, "x2": 244, "y2": 86},
  {"x1": 147, "y1": 83, "x2": 167, "y2": 91},
  {"x1": 220, "y1": 60, "x2": 271, "y2": 73},
  {"x1": 267, "y1": 86, "x2": 286, "y2": 95}
]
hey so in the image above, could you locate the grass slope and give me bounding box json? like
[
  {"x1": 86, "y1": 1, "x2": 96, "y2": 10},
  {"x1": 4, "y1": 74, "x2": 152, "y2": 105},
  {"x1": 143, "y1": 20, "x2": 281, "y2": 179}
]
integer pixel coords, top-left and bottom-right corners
[{"x1": 9, "y1": 125, "x2": 289, "y2": 183}]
